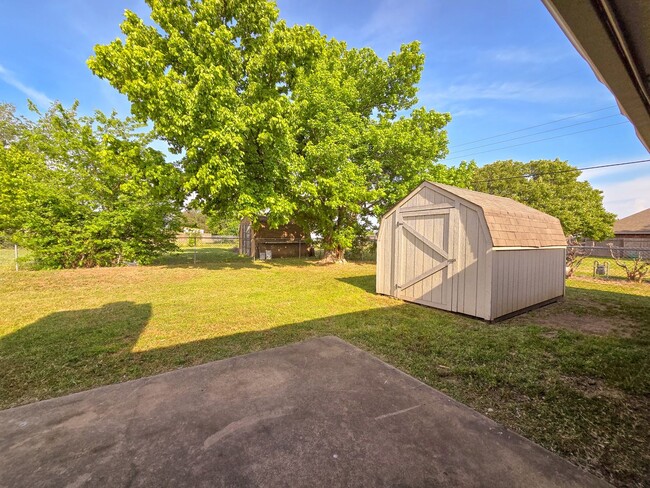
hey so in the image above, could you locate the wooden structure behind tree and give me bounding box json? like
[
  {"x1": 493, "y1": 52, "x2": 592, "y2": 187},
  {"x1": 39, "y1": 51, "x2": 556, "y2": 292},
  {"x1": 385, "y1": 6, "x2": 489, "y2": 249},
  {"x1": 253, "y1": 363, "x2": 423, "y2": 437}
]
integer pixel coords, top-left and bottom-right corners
[
  {"x1": 239, "y1": 217, "x2": 309, "y2": 259},
  {"x1": 377, "y1": 182, "x2": 567, "y2": 321}
]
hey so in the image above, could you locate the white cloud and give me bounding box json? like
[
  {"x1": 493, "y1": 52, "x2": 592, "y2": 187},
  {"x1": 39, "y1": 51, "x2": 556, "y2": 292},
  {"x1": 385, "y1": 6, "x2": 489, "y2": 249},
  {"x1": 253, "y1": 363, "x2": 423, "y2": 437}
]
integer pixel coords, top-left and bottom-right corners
[
  {"x1": 358, "y1": 0, "x2": 437, "y2": 49},
  {"x1": 449, "y1": 107, "x2": 486, "y2": 118},
  {"x1": 423, "y1": 80, "x2": 598, "y2": 104},
  {"x1": 596, "y1": 175, "x2": 650, "y2": 218},
  {"x1": 488, "y1": 47, "x2": 569, "y2": 65},
  {"x1": 576, "y1": 154, "x2": 650, "y2": 182},
  {"x1": 0, "y1": 63, "x2": 53, "y2": 107},
  {"x1": 576, "y1": 158, "x2": 650, "y2": 218},
  {"x1": 579, "y1": 165, "x2": 629, "y2": 182}
]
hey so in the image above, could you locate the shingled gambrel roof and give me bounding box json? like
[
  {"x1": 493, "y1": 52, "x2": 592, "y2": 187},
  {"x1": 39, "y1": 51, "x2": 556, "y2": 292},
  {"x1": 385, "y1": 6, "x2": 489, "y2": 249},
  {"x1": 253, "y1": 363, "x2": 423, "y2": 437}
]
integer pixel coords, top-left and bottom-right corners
[
  {"x1": 431, "y1": 183, "x2": 567, "y2": 248},
  {"x1": 613, "y1": 208, "x2": 650, "y2": 234}
]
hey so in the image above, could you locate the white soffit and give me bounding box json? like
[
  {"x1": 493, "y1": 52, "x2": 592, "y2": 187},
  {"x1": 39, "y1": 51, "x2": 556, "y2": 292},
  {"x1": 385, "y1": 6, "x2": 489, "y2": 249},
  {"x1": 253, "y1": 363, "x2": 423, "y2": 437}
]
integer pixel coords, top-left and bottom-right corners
[{"x1": 542, "y1": 0, "x2": 650, "y2": 151}]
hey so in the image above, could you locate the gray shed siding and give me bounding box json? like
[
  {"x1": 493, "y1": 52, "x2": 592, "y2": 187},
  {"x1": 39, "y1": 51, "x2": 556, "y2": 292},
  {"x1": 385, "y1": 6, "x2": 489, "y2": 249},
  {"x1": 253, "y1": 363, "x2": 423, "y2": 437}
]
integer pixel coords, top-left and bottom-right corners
[
  {"x1": 376, "y1": 211, "x2": 396, "y2": 296},
  {"x1": 490, "y1": 248, "x2": 565, "y2": 319},
  {"x1": 451, "y1": 204, "x2": 492, "y2": 319},
  {"x1": 377, "y1": 182, "x2": 566, "y2": 321}
]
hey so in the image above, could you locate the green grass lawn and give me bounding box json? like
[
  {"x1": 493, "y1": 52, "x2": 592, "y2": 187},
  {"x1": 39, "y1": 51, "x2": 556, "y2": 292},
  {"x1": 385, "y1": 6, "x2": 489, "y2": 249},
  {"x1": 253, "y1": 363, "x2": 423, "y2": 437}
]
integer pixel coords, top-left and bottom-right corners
[{"x1": 1, "y1": 245, "x2": 648, "y2": 487}]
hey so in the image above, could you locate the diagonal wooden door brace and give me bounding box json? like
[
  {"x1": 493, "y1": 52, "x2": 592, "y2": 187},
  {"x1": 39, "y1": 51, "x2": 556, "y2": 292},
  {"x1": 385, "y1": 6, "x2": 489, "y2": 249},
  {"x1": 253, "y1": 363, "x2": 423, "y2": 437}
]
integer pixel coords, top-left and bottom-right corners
[
  {"x1": 401, "y1": 221, "x2": 449, "y2": 260},
  {"x1": 397, "y1": 259, "x2": 454, "y2": 292}
]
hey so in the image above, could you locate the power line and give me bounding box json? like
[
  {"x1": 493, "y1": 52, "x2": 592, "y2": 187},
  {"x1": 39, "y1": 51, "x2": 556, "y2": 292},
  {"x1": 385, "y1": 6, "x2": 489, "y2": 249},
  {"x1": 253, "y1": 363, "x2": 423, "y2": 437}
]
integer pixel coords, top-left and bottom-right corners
[
  {"x1": 447, "y1": 114, "x2": 621, "y2": 157},
  {"x1": 449, "y1": 105, "x2": 617, "y2": 149},
  {"x1": 474, "y1": 158, "x2": 650, "y2": 183},
  {"x1": 441, "y1": 121, "x2": 629, "y2": 162}
]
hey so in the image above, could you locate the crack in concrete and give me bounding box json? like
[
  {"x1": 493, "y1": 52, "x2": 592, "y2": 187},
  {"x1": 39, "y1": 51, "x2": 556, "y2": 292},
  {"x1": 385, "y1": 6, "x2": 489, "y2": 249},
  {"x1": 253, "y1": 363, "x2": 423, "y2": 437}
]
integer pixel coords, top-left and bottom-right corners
[
  {"x1": 375, "y1": 404, "x2": 421, "y2": 420},
  {"x1": 203, "y1": 406, "x2": 295, "y2": 449}
]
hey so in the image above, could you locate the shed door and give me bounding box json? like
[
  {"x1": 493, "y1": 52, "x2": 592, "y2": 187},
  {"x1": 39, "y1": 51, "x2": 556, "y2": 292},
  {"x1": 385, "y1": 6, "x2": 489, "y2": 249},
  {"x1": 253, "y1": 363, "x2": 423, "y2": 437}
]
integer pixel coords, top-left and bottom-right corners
[
  {"x1": 395, "y1": 205, "x2": 456, "y2": 311},
  {"x1": 241, "y1": 222, "x2": 252, "y2": 256}
]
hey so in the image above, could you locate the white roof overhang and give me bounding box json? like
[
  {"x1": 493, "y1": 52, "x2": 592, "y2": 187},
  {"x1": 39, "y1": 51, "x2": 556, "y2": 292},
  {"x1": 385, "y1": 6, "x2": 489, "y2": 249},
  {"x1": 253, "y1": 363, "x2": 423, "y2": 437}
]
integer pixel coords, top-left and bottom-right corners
[{"x1": 542, "y1": 0, "x2": 650, "y2": 151}]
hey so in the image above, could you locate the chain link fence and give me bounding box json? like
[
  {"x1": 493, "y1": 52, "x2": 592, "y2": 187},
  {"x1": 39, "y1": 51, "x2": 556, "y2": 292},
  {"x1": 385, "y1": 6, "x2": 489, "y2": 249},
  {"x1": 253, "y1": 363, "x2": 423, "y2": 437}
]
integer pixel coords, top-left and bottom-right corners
[
  {"x1": 6, "y1": 239, "x2": 647, "y2": 277},
  {"x1": 343, "y1": 236, "x2": 377, "y2": 262},
  {"x1": 567, "y1": 245, "x2": 650, "y2": 283},
  {"x1": 0, "y1": 244, "x2": 35, "y2": 271},
  {"x1": 176, "y1": 234, "x2": 238, "y2": 247}
]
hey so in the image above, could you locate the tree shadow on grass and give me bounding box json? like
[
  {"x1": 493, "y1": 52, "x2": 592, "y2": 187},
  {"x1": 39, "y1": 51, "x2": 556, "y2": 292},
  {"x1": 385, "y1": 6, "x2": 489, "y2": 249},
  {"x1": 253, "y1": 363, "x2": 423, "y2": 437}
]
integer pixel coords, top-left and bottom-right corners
[
  {"x1": 4, "y1": 281, "x2": 647, "y2": 413},
  {"x1": 336, "y1": 275, "x2": 376, "y2": 293},
  {"x1": 2, "y1": 284, "x2": 649, "y2": 486},
  {"x1": 154, "y1": 246, "x2": 316, "y2": 270},
  {"x1": 0, "y1": 302, "x2": 152, "y2": 406},
  {"x1": 4, "y1": 284, "x2": 648, "y2": 411}
]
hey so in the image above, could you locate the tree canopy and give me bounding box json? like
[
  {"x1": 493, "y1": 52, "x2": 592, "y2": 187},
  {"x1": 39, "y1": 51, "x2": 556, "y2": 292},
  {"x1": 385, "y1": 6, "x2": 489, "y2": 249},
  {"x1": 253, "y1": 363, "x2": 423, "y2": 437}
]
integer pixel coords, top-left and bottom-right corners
[
  {"x1": 88, "y1": 0, "x2": 470, "y2": 259},
  {"x1": 288, "y1": 40, "x2": 473, "y2": 257},
  {"x1": 471, "y1": 159, "x2": 615, "y2": 241},
  {"x1": 89, "y1": 0, "x2": 313, "y2": 225},
  {"x1": 0, "y1": 102, "x2": 184, "y2": 268}
]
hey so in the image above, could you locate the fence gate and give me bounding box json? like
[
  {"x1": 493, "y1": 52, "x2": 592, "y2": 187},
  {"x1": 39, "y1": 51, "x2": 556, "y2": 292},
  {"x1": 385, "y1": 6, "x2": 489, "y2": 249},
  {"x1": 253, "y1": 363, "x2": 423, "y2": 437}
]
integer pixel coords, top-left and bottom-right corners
[{"x1": 395, "y1": 204, "x2": 456, "y2": 311}]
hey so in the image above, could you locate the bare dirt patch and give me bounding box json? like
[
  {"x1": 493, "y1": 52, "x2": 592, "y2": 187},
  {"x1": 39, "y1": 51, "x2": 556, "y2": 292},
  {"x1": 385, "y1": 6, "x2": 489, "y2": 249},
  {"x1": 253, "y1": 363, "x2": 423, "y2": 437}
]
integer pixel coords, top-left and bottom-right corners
[
  {"x1": 533, "y1": 311, "x2": 636, "y2": 338},
  {"x1": 560, "y1": 376, "x2": 625, "y2": 400}
]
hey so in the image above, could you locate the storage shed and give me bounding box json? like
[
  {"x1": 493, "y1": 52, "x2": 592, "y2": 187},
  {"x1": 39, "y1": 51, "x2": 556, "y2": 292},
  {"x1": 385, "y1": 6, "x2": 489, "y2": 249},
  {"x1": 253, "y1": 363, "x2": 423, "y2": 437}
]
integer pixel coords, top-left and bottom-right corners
[
  {"x1": 239, "y1": 217, "x2": 308, "y2": 259},
  {"x1": 377, "y1": 182, "x2": 567, "y2": 321}
]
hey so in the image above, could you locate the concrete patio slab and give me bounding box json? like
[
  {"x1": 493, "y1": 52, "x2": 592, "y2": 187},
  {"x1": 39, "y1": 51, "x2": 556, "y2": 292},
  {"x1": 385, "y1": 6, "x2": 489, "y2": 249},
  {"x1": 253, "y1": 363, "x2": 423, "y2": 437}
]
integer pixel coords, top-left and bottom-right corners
[{"x1": 0, "y1": 336, "x2": 610, "y2": 487}]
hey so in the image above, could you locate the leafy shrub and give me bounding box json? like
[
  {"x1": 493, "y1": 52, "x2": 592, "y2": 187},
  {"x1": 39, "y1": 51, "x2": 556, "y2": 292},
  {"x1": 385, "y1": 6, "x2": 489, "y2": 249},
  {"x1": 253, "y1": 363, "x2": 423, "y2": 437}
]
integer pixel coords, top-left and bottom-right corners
[{"x1": 0, "y1": 103, "x2": 184, "y2": 268}]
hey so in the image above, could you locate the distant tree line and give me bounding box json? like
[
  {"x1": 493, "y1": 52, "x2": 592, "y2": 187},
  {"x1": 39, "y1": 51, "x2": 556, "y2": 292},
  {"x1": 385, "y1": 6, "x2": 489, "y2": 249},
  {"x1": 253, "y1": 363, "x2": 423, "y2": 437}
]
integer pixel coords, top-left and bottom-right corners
[
  {"x1": 181, "y1": 209, "x2": 239, "y2": 236},
  {"x1": 470, "y1": 159, "x2": 615, "y2": 241}
]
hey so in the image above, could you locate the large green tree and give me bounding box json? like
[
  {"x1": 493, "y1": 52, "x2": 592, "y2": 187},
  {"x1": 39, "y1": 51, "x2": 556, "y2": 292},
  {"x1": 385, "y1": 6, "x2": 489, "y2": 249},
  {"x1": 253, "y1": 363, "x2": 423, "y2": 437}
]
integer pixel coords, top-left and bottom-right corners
[
  {"x1": 0, "y1": 103, "x2": 23, "y2": 147},
  {"x1": 89, "y1": 0, "x2": 468, "y2": 259},
  {"x1": 0, "y1": 102, "x2": 184, "y2": 268},
  {"x1": 471, "y1": 159, "x2": 615, "y2": 240},
  {"x1": 89, "y1": 0, "x2": 316, "y2": 226},
  {"x1": 289, "y1": 40, "x2": 471, "y2": 258}
]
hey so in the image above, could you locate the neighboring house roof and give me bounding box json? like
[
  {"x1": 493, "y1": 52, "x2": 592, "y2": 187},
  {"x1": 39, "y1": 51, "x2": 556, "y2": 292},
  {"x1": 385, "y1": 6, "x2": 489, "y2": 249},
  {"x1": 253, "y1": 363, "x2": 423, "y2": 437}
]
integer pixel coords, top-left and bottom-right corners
[
  {"x1": 542, "y1": 0, "x2": 650, "y2": 151},
  {"x1": 613, "y1": 208, "x2": 650, "y2": 234},
  {"x1": 431, "y1": 183, "x2": 567, "y2": 248}
]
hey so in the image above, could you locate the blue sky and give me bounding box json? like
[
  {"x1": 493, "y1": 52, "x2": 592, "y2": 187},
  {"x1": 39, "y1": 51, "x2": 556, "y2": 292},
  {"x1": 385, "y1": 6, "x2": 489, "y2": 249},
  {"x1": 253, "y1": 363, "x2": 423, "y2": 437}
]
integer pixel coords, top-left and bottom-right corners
[{"x1": 1, "y1": 0, "x2": 648, "y2": 218}]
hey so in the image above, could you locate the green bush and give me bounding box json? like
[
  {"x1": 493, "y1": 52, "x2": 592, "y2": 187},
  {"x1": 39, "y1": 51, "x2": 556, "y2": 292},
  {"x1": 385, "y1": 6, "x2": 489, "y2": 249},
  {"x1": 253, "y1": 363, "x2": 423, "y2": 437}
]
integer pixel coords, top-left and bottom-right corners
[{"x1": 0, "y1": 103, "x2": 184, "y2": 268}]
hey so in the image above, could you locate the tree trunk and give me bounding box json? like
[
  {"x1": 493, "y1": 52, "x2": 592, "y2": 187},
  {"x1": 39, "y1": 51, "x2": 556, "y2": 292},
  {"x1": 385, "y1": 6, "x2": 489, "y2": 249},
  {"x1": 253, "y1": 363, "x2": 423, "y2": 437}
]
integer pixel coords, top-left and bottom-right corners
[
  {"x1": 321, "y1": 244, "x2": 346, "y2": 264},
  {"x1": 319, "y1": 209, "x2": 348, "y2": 264}
]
